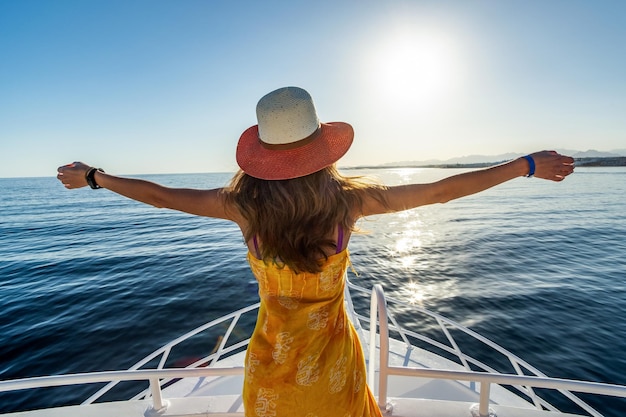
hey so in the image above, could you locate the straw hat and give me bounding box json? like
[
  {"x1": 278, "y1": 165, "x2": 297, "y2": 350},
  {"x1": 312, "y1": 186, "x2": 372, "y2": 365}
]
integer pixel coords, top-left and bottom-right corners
[{"x1": 236, "y1": 87, "x2": 354, "y2": 180}]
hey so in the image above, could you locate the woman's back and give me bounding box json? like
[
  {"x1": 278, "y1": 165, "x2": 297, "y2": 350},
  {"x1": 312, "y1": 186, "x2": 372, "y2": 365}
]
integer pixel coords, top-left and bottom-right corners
[{"x1": 226, "y1": 165, "x2": 386, "y2": 273}]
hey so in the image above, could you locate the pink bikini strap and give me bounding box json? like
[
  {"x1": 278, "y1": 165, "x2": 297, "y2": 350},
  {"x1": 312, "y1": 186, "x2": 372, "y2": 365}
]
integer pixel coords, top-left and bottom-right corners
[
  {"x1": 336, "y1": 226, "x2": 344, "y2": 254},
  {"x1": 253, "y1": 235, "x2": 260, "y2": 258}
]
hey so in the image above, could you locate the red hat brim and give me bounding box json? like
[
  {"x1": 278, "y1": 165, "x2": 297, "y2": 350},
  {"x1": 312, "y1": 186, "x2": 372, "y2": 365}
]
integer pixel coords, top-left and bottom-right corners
[{"x1": 236, "y1": 122, "x2": 354, "y2": 180}]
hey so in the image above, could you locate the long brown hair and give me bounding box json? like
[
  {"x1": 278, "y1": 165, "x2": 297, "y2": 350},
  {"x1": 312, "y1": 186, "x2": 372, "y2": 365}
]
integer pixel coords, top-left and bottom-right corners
[{"x1": 224, "y1": 165, "x2": 387, "y2": 273}]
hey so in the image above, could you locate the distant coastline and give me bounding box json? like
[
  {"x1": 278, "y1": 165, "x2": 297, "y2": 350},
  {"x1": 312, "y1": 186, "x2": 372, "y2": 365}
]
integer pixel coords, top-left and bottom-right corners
[
  {"x1": 347, "y1": 156, "x2": 626, "y2": 170},
  {"x1": 573, "y1": 156, "x2": 626, "y2": 167}
]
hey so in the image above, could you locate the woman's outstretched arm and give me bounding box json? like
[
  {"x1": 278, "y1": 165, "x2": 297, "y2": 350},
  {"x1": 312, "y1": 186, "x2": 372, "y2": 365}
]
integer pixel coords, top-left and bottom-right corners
[
  {"x1": 361, "y1": 151, "x2": 575, "y2": 216},
  {"x1": 56, "y1": 162, "x2": 237, "y2": 220}
]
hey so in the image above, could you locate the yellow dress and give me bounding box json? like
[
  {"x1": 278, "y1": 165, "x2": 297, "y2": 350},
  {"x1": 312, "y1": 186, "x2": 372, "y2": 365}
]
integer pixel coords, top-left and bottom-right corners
[{"x1": 243, "y1": 250, "x2": 382, "y2": 417}]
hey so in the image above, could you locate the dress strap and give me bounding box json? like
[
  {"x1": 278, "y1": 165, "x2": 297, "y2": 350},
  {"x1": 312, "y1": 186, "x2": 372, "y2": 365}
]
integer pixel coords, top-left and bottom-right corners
[{"x1": 336, "y1": 226, "x2": 344, "y2": 254}]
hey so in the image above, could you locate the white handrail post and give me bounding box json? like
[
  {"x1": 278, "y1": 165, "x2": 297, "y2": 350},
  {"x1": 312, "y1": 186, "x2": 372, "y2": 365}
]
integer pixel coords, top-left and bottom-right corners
[
  {"x1": 369, "y1": 284, "x2": 390, "y2": 411},
  {"x1": 368, "y1": 286, "x2": 378, "y2": 390},
  {"x1": 148, "y1": 378, "x2": 166, "y2": 412},
  {"x1": 479, "y1": 381, "x2": 491, "y2": 416}
]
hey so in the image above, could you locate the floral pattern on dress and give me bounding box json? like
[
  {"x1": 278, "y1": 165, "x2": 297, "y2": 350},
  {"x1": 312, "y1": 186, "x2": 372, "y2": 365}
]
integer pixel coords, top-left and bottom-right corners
[
  {"x1": 307, "y1": 306, "x2": 329, "y2": 330},
  {"x1": 319, "y1": 263, "x2": 342, "y2": 293},
  {"x1": 329, "y1": 356, "x2": 348, "y2": 394},
  {"x1": 353, "y1": 369, "x2": 364, "y2": 393},
  {"x1": 296, "y1": 355, "x2": 320, "y2": 386},
  {"x1": 271, "y1": 332, "x2": 294, "y2": 365},
  {"x1": 334, "y1": 313, "x2": 345, "y2": 335},
  {"x1": 246, "y1": 352, "x2": 260, "y2": 380},
  {"x1": 255, "y1": 387, "x2": 278, "y2": 417},
  {"x1": 277, "y1": 295, "x2": 300, "y2": 310}
]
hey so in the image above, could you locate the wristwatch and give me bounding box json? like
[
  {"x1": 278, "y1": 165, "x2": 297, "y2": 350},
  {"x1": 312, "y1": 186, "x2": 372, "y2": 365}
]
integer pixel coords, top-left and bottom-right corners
[{"x1": 85, "y1": 167, "x2": 105, "y2": 189}]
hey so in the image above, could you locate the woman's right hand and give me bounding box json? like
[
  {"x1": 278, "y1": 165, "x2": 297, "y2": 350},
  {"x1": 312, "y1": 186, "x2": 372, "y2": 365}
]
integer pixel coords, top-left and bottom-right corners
[{"x1": 56, "y1": 161, "x2": 92, "y2": 189}]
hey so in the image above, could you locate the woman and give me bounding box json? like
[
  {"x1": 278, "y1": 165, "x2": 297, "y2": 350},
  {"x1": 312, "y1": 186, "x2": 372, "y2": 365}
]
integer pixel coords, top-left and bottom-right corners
[{"x1": 57, "y1": 86, "x2": 574, "y2": 417}]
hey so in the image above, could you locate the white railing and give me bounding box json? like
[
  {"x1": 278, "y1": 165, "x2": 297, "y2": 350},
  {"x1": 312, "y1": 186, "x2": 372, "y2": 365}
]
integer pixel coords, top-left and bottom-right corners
[
  {"x1": 0, "y1": 300, "x2": 259, "y2": 414},
  {"x1": 3, "y1": 281, "x2": 626, "y2": 417},
  {"x1": 84, "y1": 300, "x2": 260, "y2": 404},
  {"x1": 361, "y1": 282, "x2": 626, "y2": 417},
  {"x1": 0, "y1": 368, "x2": 245, "y2": 415},
  {"x1": 101, "y1": 300, "x2": 257, "y2": 404}
]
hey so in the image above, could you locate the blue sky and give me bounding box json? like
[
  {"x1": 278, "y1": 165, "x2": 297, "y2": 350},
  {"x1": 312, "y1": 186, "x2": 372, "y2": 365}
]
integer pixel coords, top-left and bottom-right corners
[{"x1": 1, "y1": 0, "x2": 625, "y2": 178}]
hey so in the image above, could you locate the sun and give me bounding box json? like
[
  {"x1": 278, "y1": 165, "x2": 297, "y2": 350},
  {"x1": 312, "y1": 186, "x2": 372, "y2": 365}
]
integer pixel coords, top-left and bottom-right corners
[{"x1": 364, "y1": 26, "x2": 462, "y2": 111}]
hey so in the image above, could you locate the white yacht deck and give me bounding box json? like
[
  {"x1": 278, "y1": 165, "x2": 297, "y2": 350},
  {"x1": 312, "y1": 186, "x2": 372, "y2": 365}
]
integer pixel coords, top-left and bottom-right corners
[{"x1": 2, "y1": 281, "x2": 625, "y2": 417}]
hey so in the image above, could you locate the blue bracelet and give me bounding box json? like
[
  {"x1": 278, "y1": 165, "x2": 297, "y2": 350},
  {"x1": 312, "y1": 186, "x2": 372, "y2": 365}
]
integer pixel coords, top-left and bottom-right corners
[{"x1": 523, "y1": 155, "x2": 535, "y2": 177}]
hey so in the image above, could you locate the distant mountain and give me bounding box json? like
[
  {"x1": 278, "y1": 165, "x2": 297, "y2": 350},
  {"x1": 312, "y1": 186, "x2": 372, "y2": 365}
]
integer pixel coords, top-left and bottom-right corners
[
  {"x1": 572, "y1": 149, "x2": 625, "y2": 158},
  {"x1": 377, "y1": 153, "x2": 517, "y2": 168},
  {"x1": 368, "y1": 149, "x2": 626, "y2": 168}
]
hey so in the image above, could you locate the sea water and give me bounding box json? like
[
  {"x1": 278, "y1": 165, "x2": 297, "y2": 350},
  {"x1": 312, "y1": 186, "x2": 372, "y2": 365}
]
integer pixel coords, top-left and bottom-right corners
[{"x1": 1, "y1": 168, "x2": 625, "y2": 414}]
